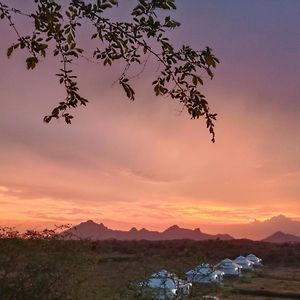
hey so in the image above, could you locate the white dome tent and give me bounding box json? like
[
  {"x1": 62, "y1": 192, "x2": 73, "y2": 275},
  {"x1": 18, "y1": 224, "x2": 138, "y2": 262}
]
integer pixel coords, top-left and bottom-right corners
[
  {"x1": 246, "y1": 254, "x2": 263, "y2": 266},
  {"x1": 214, "y1": 258, "x2": 242, "y2": 277},
  {"x1": 234, "y1": 256, "x2": 254, "y2": 271},
  {"x1": 186, "y1": 263, "x2": 224, "y2": 284},
  {"x1": 142, "y1": 269, "x2": 191, "y2": 299}
]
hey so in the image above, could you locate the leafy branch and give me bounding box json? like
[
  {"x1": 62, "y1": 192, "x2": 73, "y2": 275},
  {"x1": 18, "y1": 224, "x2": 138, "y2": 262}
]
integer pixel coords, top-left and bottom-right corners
[{"x1": 0, "y1": 0, "x2": 219, "y2": 141}]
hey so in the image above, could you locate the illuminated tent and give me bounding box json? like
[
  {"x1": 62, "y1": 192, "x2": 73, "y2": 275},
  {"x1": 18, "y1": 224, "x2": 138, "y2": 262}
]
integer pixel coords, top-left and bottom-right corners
[
  {"x1": 142, "y1": 269, "x2": 192, "y2": 299},
  {"x1": 214, "y1": 258, "x2": 242, "y2": 277},
  {"x1": 186, "y1": 263, "x2": 224, "y2": 284},
  {"x1": 234, "y1": 256, "x2": 254, "y2": 271},
  {"x1": 246, "y1": 254, "x2": 263, "y2": 266}
]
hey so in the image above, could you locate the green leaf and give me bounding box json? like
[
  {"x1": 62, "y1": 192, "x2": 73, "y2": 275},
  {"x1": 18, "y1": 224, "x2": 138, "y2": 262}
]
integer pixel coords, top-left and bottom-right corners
[
  {"x1": 120, "y1": 80, "x2": 135, "y2": 100},
  {"x1": 192, "y1": 75, "x2": 198, "y2": 86},
  {"x1": 103, "y1": 58, "x2": 112, "y2": 66},
  {"x1": 43, "y1": 116, "x2": 52, "y2": 123},
  {"x1": 26, "y1": 57, "x2": 38, "y2": 70},
  {"x1": 51, "y1": 107, "x2": 60, "y2": 117},
  {"x1": 67, "y1": 33, "x2": 73, "y2": 45},
  {"x1": 7, "y1": 45, "x2": 14, "y2": 58}
]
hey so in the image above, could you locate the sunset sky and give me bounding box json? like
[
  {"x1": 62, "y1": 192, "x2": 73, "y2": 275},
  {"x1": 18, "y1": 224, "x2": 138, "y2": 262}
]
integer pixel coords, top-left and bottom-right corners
[{"x1": 0, "y1": 0, "x2": 300, "y2": 236}]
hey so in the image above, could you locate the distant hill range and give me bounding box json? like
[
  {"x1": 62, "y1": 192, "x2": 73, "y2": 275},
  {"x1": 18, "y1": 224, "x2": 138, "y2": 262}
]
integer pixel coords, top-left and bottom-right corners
[
  {"x1": 62, "y1": 215, "x2": 300, "y2": 241},
  {"x1": 63, "y1": 220, "x2": 233, "y2": 241},
  {"x1": 262, "y1": 231, "x2": 300, "y2": 243},
  {"x1": 206, "y1": 215, "x2": 300, "y2": 240}
]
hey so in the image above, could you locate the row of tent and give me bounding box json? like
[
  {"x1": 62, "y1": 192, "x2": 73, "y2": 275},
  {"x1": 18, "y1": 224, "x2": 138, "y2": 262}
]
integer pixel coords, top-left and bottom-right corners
[
  {"x1": 211, "y1": 253, "x2": 263, "y2": 279},
  {"x1": 141, "y1": 254, "x2": 262, "y2": 299}
]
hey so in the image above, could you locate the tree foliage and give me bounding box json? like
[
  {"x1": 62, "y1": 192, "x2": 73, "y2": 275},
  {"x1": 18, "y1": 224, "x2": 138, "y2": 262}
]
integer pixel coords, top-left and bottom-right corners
[
  {"x1": 0, "y1": 227, "x2": 99, "y2": 300},
  {"x1": 0, "y1": 0, "x2": 219, "y2": 141}
]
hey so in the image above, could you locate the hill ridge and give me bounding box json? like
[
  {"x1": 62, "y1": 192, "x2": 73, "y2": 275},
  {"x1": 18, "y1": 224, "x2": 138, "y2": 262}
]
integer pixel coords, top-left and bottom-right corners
[
  {"x1": 64, "y1": 221, "x2": 234, "y2": 241},
  {"x1": 262, "y1": 231, "x2": 300, "y2": 243}
]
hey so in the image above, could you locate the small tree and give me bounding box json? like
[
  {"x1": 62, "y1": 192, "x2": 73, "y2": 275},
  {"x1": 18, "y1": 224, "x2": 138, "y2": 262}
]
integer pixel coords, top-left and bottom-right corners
[
  {"x1": 0, "y1": 0, "x2": 219, "y2": 141},
  {"x1": 0, "y1": 227, "x2": 97, "y2": 300}
]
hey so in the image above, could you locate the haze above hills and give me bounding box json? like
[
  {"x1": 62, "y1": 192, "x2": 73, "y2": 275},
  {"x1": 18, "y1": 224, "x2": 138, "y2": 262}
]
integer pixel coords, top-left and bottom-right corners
[{"x1": 203, "y1": 215, "x2": 300, "y2": 240}]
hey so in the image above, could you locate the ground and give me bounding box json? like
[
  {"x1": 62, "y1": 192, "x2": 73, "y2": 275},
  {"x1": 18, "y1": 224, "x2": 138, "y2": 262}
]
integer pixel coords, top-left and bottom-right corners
[
  {"x1": 87, "y1": 256, "x2": 300, "y2": 299},
  {"x1": 213, "y1": 267, "x2": 300, "y2": 299},
  {"x1": 1, "y1": 238, "x2": 300, "y2": 299}
]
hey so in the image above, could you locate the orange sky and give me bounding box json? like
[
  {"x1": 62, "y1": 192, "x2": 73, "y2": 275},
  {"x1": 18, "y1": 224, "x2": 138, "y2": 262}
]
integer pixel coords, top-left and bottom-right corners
[{"x1": 0, "y1": 1, "x2": 300, "y2": 236}]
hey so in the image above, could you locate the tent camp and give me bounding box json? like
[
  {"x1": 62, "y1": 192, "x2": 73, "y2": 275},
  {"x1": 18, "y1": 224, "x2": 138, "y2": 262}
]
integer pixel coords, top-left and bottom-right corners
[
  {"x1": 142, "y1": 269, "x2": 191, "y2": 299},
  {"x1": 214, "y1": 258, "x2": 242, "y2": 277},
  {"x1": 246, "y1": 254, "x2": 263, "y2": 266},
  {"x1": 186, "y1": 263, "x2": 224, "y2": 284},
  {"x1": 234, "y1": 256, "x2": 254, "y2": 271}
]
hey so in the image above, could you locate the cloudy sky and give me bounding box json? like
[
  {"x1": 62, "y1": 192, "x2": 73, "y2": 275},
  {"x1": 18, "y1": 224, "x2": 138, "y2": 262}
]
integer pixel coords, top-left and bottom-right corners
[{"x1": 0, "y1": 0, "x2": 300, "y2": 235}]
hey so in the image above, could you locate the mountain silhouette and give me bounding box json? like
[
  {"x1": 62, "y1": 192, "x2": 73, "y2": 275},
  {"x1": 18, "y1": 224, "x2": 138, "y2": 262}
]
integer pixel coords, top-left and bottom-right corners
[
  {"x1": 262, "y1": 231, "x2": 300, "y2": 243},
  {"x1": 207, "y1": 215, "x2": 300, "y2": 240},
  {"x1": 63, "y1": 220, "x2": 233, "y2": 241}
]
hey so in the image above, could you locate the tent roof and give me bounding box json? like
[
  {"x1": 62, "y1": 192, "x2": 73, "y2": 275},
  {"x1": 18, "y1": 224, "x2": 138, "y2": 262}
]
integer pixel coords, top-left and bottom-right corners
[
  {"x1": 236, "y1": 256, "x2": 246, "y2": 260},
  {"x1": 216, "y1": 260, "x2": 242, "y2": 269},
  {"x1": 186, "y1": 263, "x2": 213, "y2": 275},
  {"x1": 222, "y1": 258, "x2": 233, "y2": 263},
  {"x1": 235, "y1": 256, "x2": 252, "y2": 262},
  {"x1": 247, "y1": 254, "x2": 262, "y2": 260},
  {"x1": 147, "y1": 269, "x2": 190, "y2": 290}
]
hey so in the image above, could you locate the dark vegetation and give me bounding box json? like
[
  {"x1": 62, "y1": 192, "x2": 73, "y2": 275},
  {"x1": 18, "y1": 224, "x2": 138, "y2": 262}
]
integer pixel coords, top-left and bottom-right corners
[
  {"x1": 1, "y1": 227, "x2": 300, "y2": 299},
  {"x1": 232, "y1": 288, "x2": 300, "y2": 299},
  {"x1": 89, "y1": 239, "x2": 300, "y2": 267}
]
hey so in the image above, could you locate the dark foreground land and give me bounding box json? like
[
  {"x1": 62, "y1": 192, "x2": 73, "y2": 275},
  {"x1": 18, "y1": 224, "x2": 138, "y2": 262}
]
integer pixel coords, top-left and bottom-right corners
[{"x1": 0, "y1": 235, "x2": 300, "y2": 299}]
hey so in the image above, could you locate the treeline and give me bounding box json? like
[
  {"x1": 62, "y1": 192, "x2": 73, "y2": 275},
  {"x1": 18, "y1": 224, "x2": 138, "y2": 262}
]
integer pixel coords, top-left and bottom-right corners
[{"x1": 90, "y1": 239, "x2": 300, "y2": 266}]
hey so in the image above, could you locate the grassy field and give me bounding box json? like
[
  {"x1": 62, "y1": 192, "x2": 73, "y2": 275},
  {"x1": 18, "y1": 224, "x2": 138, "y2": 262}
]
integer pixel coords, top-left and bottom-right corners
[
  {"x1": 85, "y1": 253, "x2": 300, "y2": 299},
  {"x1": 215, "y1": 267, "x2": 300, "y2": 299},
  {"x1": 1, "y1": 236, "x2": 300, "y2": 299},
  {"x1": 76, "y1": 240, "x2": 300, "y2": 299}
]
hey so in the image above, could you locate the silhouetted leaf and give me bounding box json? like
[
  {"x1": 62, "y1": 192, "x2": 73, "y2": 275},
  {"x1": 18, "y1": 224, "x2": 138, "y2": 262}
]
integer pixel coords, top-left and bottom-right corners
[{"x1": 26, "y1": 57, "x2": 38, "y2": 70}]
